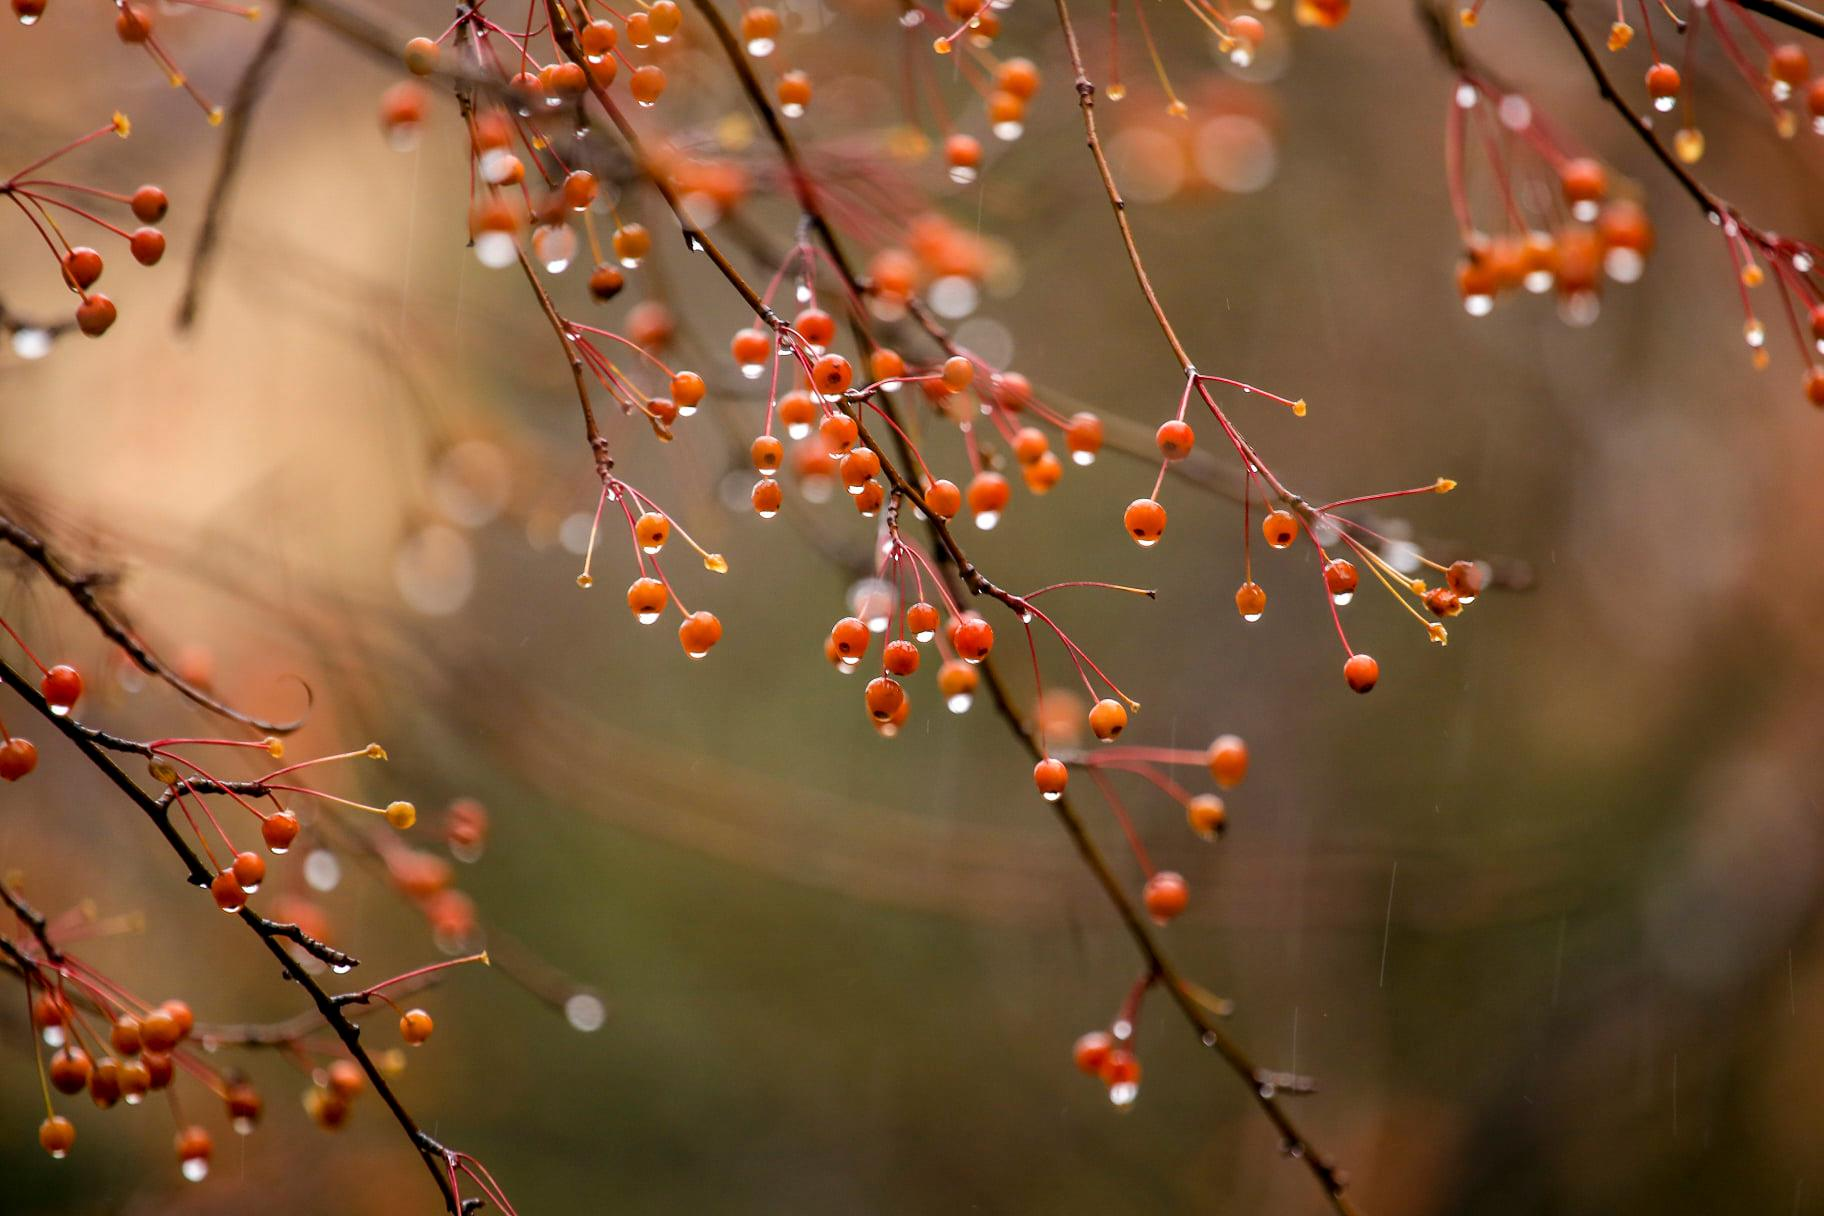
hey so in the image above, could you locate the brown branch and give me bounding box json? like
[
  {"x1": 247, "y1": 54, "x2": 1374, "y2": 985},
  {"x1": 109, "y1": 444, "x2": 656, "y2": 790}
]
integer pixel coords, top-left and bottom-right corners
[
  {"x1": 0, "y1": 656, "x2": 463, "y2": 1214},
  {"x1": 1538, "y1": 0, "x2": 1719, "y2": 218},
  {"x1": 0, "y1": 509, "x2": 308, "y2": 733},
  {"x1": 176, "y1": 4, "x2": 294, "y2": 330}
]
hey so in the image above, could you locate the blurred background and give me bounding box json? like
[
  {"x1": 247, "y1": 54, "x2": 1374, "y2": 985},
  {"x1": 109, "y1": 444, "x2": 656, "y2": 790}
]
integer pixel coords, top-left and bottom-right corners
[{"x1": 4, "y1": 0, "x2": 1824, "y2": 1212}]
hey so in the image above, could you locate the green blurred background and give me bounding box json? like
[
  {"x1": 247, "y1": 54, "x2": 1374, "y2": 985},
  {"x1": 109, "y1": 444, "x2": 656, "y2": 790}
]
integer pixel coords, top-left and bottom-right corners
[{"x1": 4, "y1": 0, "x2": 1824, "y2": 1212}]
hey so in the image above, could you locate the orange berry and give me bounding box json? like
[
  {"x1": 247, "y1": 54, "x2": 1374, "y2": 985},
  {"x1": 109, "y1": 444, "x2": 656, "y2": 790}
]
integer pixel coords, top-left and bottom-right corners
[
  {"x1": 680, "y1": 611, "x2": 724, "y2": 658},
  {"x1": 1123, "y1": 498, "x2": 1166, "y2": 546},
  {"x1": 589, "y1": 264, "x2": 625, "y2": 301},
  {"x1": 1065, "y1": 412, "x2": 1103, "y2": 464},
  {"x1": 403, "y1": 35, "x2": 439, "y2": 75},
  {"x1": 865, "y1": 676, "x2": 906, "y2": 721},
  {"x1": 830, "y1": 616, "x2": 870, "y2": 663},
  {"x1": 793, "y1": 307, "x2": 835, "y2": 348},
  {"x1": 627, "y1": 577, "x2": 669, "y2": 623},
  {"x1": 232, "y1": 850, "x2": 266, "y2": 892},
  {"x1": 906, "y1": 601, "x2": 940, "y2": 640},
  {"x1": 211, "y1": 869, "x2": 247, "y2": 912},
  {"x1": 1645, "y1": 61, "x2": 1681, "y2": 103},
  {"x1": 751, "y1": 478, "x2": 783, "y2": 517},
  {"x1": 953, "y1": 616, "x2": 995, "y2": 663},
  {"x1": 812, "y1": 353, "x2": 854, "y2": 395},
  {"x1": 937, "y1": 659, "x2": 978, "y2": 711},
  {"x1": 1234, "y1": 580, "x2": 1266, "y2": 621},
  {"x1": 1072, "y1": 1030, "x2": 1113, "y2": 1074},
  {"x1": 941, "y1": 354, "x2": 974, "y2": 390},
  {"x1": 400, "y1": 1008, "x2": 435, "y2": 1045},
  {"x1": 778, "y1": 69, "x2": 812, "y2": 114},
  {"x1": 1088, "y1": 698, "x2": 1128, "y2": 741},
  {"x1": 1323, "y1": 558, "x2": 1358, "y2": 602},
  {"x1": 751, "y1": 434, "x2": 784, "y2": 474},
  {"x1": 1262, "y1": 509, "x2": 1299, "y2": 548},
  {"x1": 1186, "y1": 794, "x2": 1226, "y2": 839},
  {"x1": 50, "y1": 1046, "x2": 92, "y2": 1094},
  {"x1": 1344, "y1": 653, "x2": 1379, "y2": 693},
  {"x1": 175, "y1": 1125, "x2": 213, "y2": 1180},
  {"x1": 1206, "y1": 734, "x2": 1247, "y2": 787},
  {"x1": 110, "y1": 1016, "x2": 143, "y2": 1057},
  {"x1": 839, "y1": 446, "x2": 881, "y2": 492},
  {"x1": 613, "y1": 223, "x2": 652, "y2": 267},
  {"x1": 967, "y1": 471, "x2": 1010, "y2": 526},
  {"x1": 39, "y1": 1114, "x2": 74, "y2": 1158},
  {"x1": 580, "y1": 19, "x2": 618, "y2": 58},
  {"x1": 1143, "y1": 871, "x2": 1188, "y2": 923},
  {"x1": 996, "y1": 57, "x2": 1040, "y2": 100},
  {"x1": 1033, "y1": 757, "x2": 1069, "y2": 799},
  {"x1": 1155, "y1": 419, "x2": 1194, "y2": 460},
  {"x1": 261, "y1": 809, "x2": 300, "y2": 853},
  {"x1": 630, "y1": 64, "x2": 667, "y2": 105},
  {"x1": 1771, "y1": 43, "x2": 1811, "y2": 86},
  {"x1": 883, "y1": 639, "x2": 921, "y2": 676},
  {"x1": 1560, "y1": 157, "x2": 1608, "y2": 207},
  {"x1": 819, "y1": 412, "x2": 859, "y2": 454},
  {"x1": 923, "y1": 478, "x2": 963, "y2": 519}
]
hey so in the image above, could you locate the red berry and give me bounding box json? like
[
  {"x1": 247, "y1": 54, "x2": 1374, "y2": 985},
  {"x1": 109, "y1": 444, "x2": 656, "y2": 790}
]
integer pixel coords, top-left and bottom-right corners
[
  {"x1": 1072, "y1": 1030, "x2": 1113, "y2": 1074},
  {"x1": 127, "y1": 228, "x2": 165, "y2": 266},
  {"x1": 1206, "y1": 734, "x2": 1248, "y2": 787},
  {"x1": 1033, "y1": 757, "x2": 1069, "y2": 799},
  {"x1": 1123, "y1": 499, "x2": 1166, "y2": 546},
  {"x1": 679, "y1": 611, "x2": 723, "y2": 658},
  {"x1": 39, "y1": 1115, "x2": 74, "y2": 1158},
  {"x1": 953, "y1": 616, "x2": 994, "y2": 663},
  {"x1": 261, "y1": 810, "x2": 300, "y2": 853},
  {"x1": 864, "y1": 676, "x2": 906, "y2": 722},
  {"x1": 1262, "y1": 509, "x2": 1299, "y2": 549},
  {"x1": 211, "y1": 869, "x2": 247, "y2": 912},
  {"x1": 1088, "y1": 698, "x2": 1127, "y2": 741},
  {"x1": 62, "y1": 247, "x2": 103, "y2": 289},
  {"x1": 924, "y1": 479, "x2": 962, "y2": 519},
  {"x1": 1155, "y1": 419, "x2": 1194, "y2": 460},
  {"x1": 1344, "y1": 653, "x2": 1379, "y2": 693},
  {"x1": 812, "y1": 353, "x2": 854, "y2": 395},
  {"x1": 0, "y1": 737, "x2": 37, "y2": 781},
  {"x1": 232, "y1": 850, "x2": 266, "y2": 892},
  {"x1": 1143, "y1": 871, "x2": 1189, "y2": 923},
  {"x1": 131, "y1": 185, "x2": 169, "y2": 223},
  {"x1": 75, "y1": 294, "x2": 117, "y2": 338},
  {"x1": 40, "y1": 664, "x2": 82, "y2": 710},
  {"x1": 399, "y1": 1008, "x2": 435, "y2": 1045}
]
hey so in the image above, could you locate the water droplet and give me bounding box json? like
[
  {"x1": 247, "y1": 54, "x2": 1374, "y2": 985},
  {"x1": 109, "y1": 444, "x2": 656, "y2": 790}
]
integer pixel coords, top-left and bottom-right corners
[
  {"x1": 782, "y1": 102, "x2": 804, "y2": 118},
  {"x1": 993, "y1": 120, "x2": 1024, "y2": 141},
  {"x1": 233, "y1": 1117, "x2": 255, "y2": 1135},
  {"x1": 786, "y1": 421, "x2": 810, "y2": 439},
  {"x1": 1571, "y1": 200, "x2": 1599, "y2": 223},
  {"x1": 304, "y1": 849, "x2": 341, "y2": 892},
  {"x1": 915, "y1": 628, "x2": 936, "y2": 643},
  {"x1": 946, "y1": 693, "x2": 973, "y2": 714},
  {"x1": 638, "y1": 610, "x2": 660, "y2": 624},
  {"x1": 1653, "y1": 95, "x2": 1676, "y2": 113},
  {"x1": 974, "y1": 511, "x2": 1000, "y2": 531},
  {"x1": 741, "y1": 364, "x2": 765, "y2": 380},
  {"x1": 474, "y1": 231, "x2": 517, "y2": 269},
  {"x1": 947, "y1": 165, "x2": 978, "y2": 185},
  {"x1": 746, "y1": 36, "x2": 775, "y2": 55},
  {"x1": 1243, "y1": 611, "x2": 1263, "y2": 622},
  {"x1": 1330, "y1": 592, "x2": 1353, "y2": 607},
  {"x1": 331, "y1": 962, "x2": 353, "y2": 974},
  {"x1": 1108, "y1": 1081, "x2": 1139, "y2": 1108},
  {"x1": 49, "y1": 703, "x2": 69, "y2": 717},
  {"x1": 1463, "y1": 294, "x2": 1493, "y2": 317},
  {"x1": 1454, "y1": 83, "x2": 1477, "y2": 109},
  {"x1": 1072, "y1": 450, "x2": 1095, "y2": 466},
  {"x1": 181, "y1": 1158, "x2": 209, "y2": 1182},
  {"x1": 565, "y1": 992, "x2": 607, "y2": 1032},
  {"x1": 1042, "y1": 790, "x2": 1062, "y2": 802},
  {"x1": 11, "y1": 327, "x2": 52, "y2": 359}
]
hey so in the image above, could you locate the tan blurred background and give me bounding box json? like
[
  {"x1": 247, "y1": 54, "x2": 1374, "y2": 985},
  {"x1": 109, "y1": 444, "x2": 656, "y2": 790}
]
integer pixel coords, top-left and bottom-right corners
[{"x1": 5, "y1": 0, "x2": 1824, "y2": 1212}]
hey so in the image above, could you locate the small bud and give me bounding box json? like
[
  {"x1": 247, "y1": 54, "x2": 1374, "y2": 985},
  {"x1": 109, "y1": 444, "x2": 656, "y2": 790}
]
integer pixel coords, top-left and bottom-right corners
[
  {"x1": 365, "y1": 743, "x2": 388, "y2": 760},
  {"x1": 385, "y1": 801, "x2": 417, "y2": 830}
]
